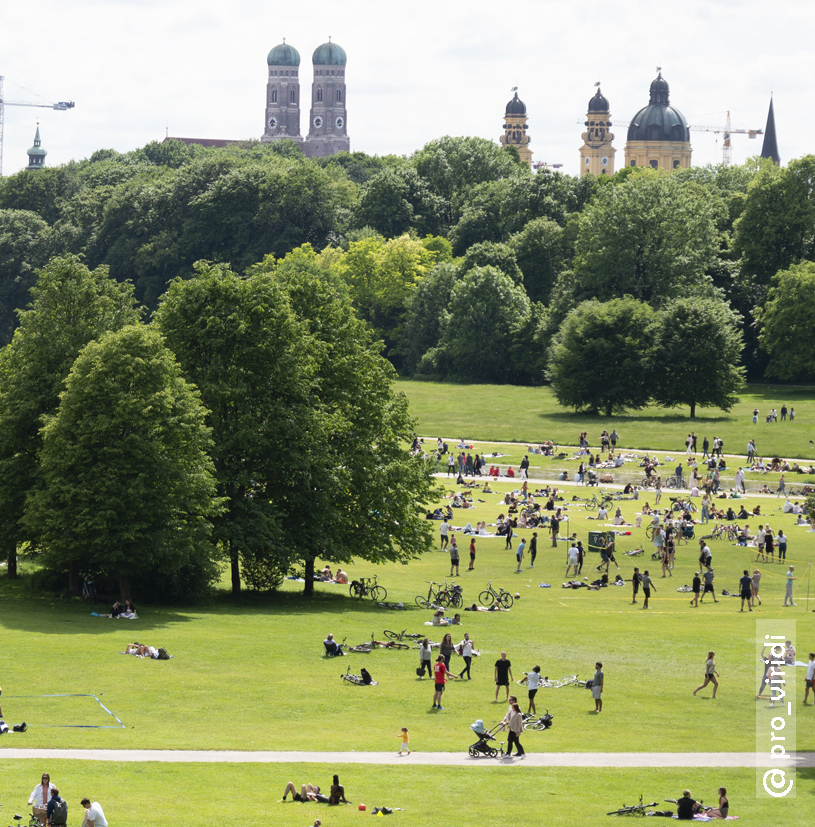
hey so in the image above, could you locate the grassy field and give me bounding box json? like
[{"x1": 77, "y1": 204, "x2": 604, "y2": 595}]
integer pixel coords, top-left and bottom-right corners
[
  {"x1": 2, "y1": 760, "x2": 813, "y2": 827},
  {"x1": 396, "y1": 380, "x2": 815, "y2": 460}
]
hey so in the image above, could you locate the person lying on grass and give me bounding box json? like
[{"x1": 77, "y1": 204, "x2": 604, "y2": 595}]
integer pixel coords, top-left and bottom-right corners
[
  {"x1": 281, "y1": 782, "x2": 328, "y2": 803},
  {"x1": 464, "y1": 602, "x2": 509, "y2": 612}
]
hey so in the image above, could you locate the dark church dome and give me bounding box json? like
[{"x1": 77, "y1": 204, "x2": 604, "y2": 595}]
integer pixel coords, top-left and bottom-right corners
[
  {"x1": 505, "y1": 92, "x2": 526, "y2": 116},
  {"x1": 588, "y1": 88, "x2": 609, "y2": 112},
  {"x1": 312, "y1": 41, "x2": 347, "y2": 66},
  {"x1": 627, "y1": 73, "x2": 689, "y2": 143},
  {"x1": 267, "y1": 42, "x2": 301, "y2": 66}
]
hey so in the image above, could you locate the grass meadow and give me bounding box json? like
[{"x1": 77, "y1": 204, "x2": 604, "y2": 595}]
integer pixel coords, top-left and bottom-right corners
[{"x1": 2, "y1": 380, "x2": 815, "y2": 825}]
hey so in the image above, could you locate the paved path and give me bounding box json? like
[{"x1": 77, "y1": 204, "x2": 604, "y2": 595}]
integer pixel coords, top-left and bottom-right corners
[{"x1": 1, "y1": 749, "x2": 812, "y2": 768}]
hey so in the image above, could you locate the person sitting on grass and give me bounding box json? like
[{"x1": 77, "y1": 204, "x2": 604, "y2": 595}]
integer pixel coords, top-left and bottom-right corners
[
  {"x1": 334, "y1": 568, "x2": 349, "y2": 584},
  {"x1": 328, "y1": 774, "x2": 349, "y2": 805},
  {"x1": 281, "y1": 782, "x2": 327, "y2": 803},
  {"x1": 323, "y1": 634, "x2": 345, "y2": 657},
  {"x1": 432, "y1": 610, "x2": 450, "y2": 626},
  {"x1": 675, "y1": 790, "x2": 703, "y2": 820}
]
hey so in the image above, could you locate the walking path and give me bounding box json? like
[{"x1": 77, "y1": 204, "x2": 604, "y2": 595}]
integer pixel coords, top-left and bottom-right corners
[{"x1": 1, "y1": 749, "x2": 813, "y2": 768}]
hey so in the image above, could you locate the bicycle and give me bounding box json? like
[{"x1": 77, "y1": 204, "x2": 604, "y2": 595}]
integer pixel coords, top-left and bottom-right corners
[
  {"x1": 349, "y1": 576, "x2": 387, "y2": 602},
  {"x1": 82, "y1": 578, "x2": 97, "y2": 603},
  {"x1": 340, "y1": 665, "x2": 378, "y2": 686},
  {"x1": 522, "y1": 710, "x2": 554, "y2": 731},
  {"x1": 607, "y1": 795, "x2": 658, "y2": 816},
  {"x1": 376, "y1": 601, "x2": 406, "y2": 610},
  {"x1": 624, "y1": 548, "x2": 644, "y2": 557},
  {"x1": 384, "y1": 629, "x2": 423, "y2": 641},
  {"x1": 416, "y1": 580, "x2": 456, "y2": 609},
  {"x1": 437, "y1": 581, "x2": 464, "y2": 608},
  {"x1": 516, "y1": 673, "x2": 574, "y2": 688},
  {"x1": 478, "y1": 580, "x2": 514, "y2": 609}
]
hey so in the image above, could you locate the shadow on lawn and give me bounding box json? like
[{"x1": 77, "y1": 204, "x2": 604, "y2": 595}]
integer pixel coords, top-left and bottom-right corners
[{"x1": 539, "y1": 411, "x2": 731, "y2": 425}]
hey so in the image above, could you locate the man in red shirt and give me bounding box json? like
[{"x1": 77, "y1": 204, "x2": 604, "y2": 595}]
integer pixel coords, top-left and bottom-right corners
[{"x1": 433, "y1": 655, "x2": 447, "y2": 710}]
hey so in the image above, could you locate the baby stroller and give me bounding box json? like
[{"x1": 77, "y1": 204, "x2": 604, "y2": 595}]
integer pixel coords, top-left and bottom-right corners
[{"x1": 467, "y1": 719, "x2": 505, "y2": 758}]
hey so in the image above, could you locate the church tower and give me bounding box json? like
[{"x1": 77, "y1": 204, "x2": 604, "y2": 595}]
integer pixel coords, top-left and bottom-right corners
[
  {"x1": 761, "y1": 96, "x2": 780, "y2": 166},
  {"x1": 304, "y1": 39, "x2": 349, "y2": 158},
  {"x1": 624, "y1": 71, "x2": 691, "y2": 170},
  {"x1": 26, "y1": 124, "x2": 47, "y2": 171},
  {"x1": 579, "y1": 85, "x2": 616, "y2": 176},
  {"x1": 500, "y1": 90, "x2": 532, "y2": 168},
  {"x1": 261, "y1": 40, "x2": 303, "y2": 144}
]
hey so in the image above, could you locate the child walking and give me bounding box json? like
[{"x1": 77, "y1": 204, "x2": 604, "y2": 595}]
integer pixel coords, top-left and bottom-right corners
[{"x1": 396, "y1": 726, "x2": 410, "y2": 755}]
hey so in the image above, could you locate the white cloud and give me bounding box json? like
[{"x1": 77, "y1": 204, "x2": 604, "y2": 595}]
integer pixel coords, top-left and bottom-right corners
[{"x1": 0, "y1": 0, "x2": 805, "y2": 175}]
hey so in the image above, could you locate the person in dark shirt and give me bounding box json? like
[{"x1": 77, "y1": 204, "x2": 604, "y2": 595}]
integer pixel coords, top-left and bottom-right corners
[
  {"x1": 690, "y1": 572, "x2": 701, "y2": 608},
  {"x1": 676, "y1": 790, "x2": 700, "y2": 819},
  {"x1": 494, "y1": 652, "x2": 513, "y2": 701},
  {"x1": 529, "y1": 532, "x2": 537, "y2": 567},
  {"x1": 550, "y1": 515, "x2": 560, "y2": 547},
  {"x1": 631, "y1": 567, "x2": 641, "y2": 604},
  {"x1": 46, "y1": 788, "x2": 67, "y2": 826},
  {"x1": 739, "y1": 570, "x2": 753, "y2": 612}
]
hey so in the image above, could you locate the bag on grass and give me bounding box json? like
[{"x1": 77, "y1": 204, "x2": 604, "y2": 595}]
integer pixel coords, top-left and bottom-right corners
[
  {"x1": 360, "y1": 668, "x2": 374, "y2": 685},
  {"x1": 157, "y1": 647, "x2": 171, "y2": 660}
]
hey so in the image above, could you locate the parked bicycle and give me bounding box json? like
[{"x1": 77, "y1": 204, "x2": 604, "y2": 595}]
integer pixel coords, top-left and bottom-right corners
[
  {"x1": 82, "y1": 578, "x2": 97, "y2": 603},
  {"x1": 349, "y1": 576, "x2": 387, "y2": 602},
  {"x1": 607, "y1": 795, "x2": 658, "y2": 816},
  {"x1": 522, "y1": 710, "x2": 554, "y2": 731},
  {"x1": 478, "y1": 581, "x2": 514, "y2": 609},
  {"x1": 415, "y1": 580, "x2": 462, "y2": 609},
  {"x1": 383, "y1": 629, "x2": 424, "y2": 641}
]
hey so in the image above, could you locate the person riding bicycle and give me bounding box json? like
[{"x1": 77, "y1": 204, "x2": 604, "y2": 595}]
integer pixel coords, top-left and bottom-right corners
[{"x1": 324, "y1": 634, "x2": 345, "y2": 657}]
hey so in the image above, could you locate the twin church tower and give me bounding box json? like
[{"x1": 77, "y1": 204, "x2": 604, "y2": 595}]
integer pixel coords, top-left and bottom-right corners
[{"x1": 261, "y1": 38, "x2": 349, "y2": 158}]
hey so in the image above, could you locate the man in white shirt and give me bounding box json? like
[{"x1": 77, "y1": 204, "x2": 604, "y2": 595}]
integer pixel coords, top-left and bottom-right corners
[
  {"x1": 735, "y1": 467, "x2": 746, "y2": 493},
  {"x1": 756, "y1": 526, "x2": 766, "y2": 561},
  {"x1": 784, "y1": 566, "x2": 796, "y2": 606},
  {"x1": 782, "y1": 499, "x2": 793, "y2": 513},
  {"x1": 80, "y1": 798, "x2": 108, "y2": 827},
  {"x1": 804, "y1": 653, "x2": 815, "y2": 704},
  {"x1": 598, "y1": 505, "x2": 608, "y2": 521},
  {"x1": 439, "y1": 520, "x2": 449, "y2": 550},
  {"x1": 522, "y1": 665, "x2": 543, "y2": 714},
  {"x1": 566, "y1": 542, "x2": 580, "y2": 577},
  {"x1": 458, "y1": 633, "x2": 475, "y2": 680}
]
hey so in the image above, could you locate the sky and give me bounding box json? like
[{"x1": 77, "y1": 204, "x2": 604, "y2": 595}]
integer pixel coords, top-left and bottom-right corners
[{"x1": 1, "y1": 0, "x2": 812, "y2": 177}]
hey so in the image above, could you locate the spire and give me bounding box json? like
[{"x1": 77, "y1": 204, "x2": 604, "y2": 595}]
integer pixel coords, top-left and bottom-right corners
[
  {"x1": 26, "y1": 122, "x2": 47, "y2": 170},
  {"x1": 761, "y1": 96, "x2": 780, "y2": 166}
]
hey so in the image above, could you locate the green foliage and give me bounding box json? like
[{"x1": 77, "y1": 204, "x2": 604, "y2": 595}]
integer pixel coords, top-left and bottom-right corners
[
  {"x1": 572, "y1": 173, "x2": 721, "y2": 305},
  {"x1": 757, "y1": 261, "x2": 815, "y2": 381},
  {"x1": 24, "y1": 325, "x2": 222, "y2": 600},
  {"x1": 509, "y1": 217, "x2": 565, "y2": 303},
  {"x1": 651, "y1": 296, "x2": 745, "y2": 418},
  {"x1": 460, "y1": 241, "x2": 522, "y2": 284},
  {"x1": 548, "y1": 296, "x2": 655, "y2": 416}
]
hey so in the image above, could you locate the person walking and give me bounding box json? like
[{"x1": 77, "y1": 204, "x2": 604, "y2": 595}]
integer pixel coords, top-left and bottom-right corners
[
  {"x1": 468, "y1": 538, "x2": 476, "y2": 571},
  {"x1": 566, "y1": 541, "x2": 579, "y2": 577},
  {"x1": 592, "y1": 662, "x2": 604, "y2": 712},
  {"x1": 702, "y1": 436, "x2": 710, "y2": 458},
  {"x1": 699, "y1": 540, "x2": 712, "y2": 571},
  {"x1": 610, "y1": 429, "x2": 619, "y2": 449},
  {"x1": 631, "y1": 567, "x2": 641, "y2": 604},
  {"x1": 447, "y1": 454, "x2": 455, "y2": 476},
  {"x1": 576, "y1": 540, "x2": 585, "y2": 574},
  {"x1": 458, "y1": 633, "x2": 475, "y2": 679},
  {"x1": 777, "y1": 473, "x2": 786, "y2": 497},
  {"x1": 439, "y1": 519, "x2": 450, "y2": 550},
  {"x1": 790, "y1": 407, "x2": 796, "y2": 421},
  {"x1": 747, "y1": 440, "x2": 756, "y2": 463},
  {"x1": 494, "y1": 651, "x2": 513, "y2": 702},
  {"x1": 784, "y1": 566, "x2": 797, "y2": 606},
  {"x1": 804, "y1": 653, "x2": 815, "y2": 705},
  {"x1": 503, "y1": 702, "x2": 526, "y2": 758},
  {"x1": 641, "y1": 570, "x2": 655, "y2": 609},
  {"x1": 418, "y1": 638, "x2": 433, "y2": 678},
  {"x1": 693, "y1": 651, "x2": 719, "y2": 698},
  {"x1": 691, "y1": 432, "x2": 697, "y2": 453},
  {"x1": 777, "y1": 529, "x2": 787, "y2": 561},
  {"x1": 700, "y1": 566, "x2": 718, "y2": 603},
  {"x1": 735, "y1": 467, "x2": 746, "y2": 494},
  {"x1": 690, "y1": 572, "x2": 701, "y2": 608},
  {"x1": 781, "y1": 404, "x2": 788, "y2": 421},
  {"x1": 752, "y1": 408, "x2": 759, "y2": 424},
  {"x1": 521, "y1": 666, "x2": 542, "y2": 714},
  {"x1": 515, "y1": 537, "x2": 525, "y2": 573},
  {"x1": 520, "y1": 455, "x2": 529, "y2": 479},
  {"x1": 528, "y1": 532, "x2": 537, "y2": 568},
  {"x1": 739, "y1": 570, "x2": 754, "y2": 611},
  {"x1": 765, "y1": 526, "x2": 775, "y2": 563},
  {"x1": 675, "y1": 463, "x2": 683, "y2": 488},
  {"x1": 396, "y1": 727, "x2": 410, "y2": 755},
  {"x1": 449, "y1": 536, "x2": 460, "y2": 576},
  {"x1": 755, "y1": 525, "x2": 766, "y2": 562},
  {"x1": 751, "y1": 569, "x2": 762, "y2": 607},
  {"x1": 432, "y1": 655, "x2": 447, "y2": 710},
  {"x1": 505, "y1": 522, "x2": 513, "y2": 550},
  {"x1": 550, "y1": 513, "x2": 560, "y2": 548},
  {"x1": 654, "y1": 477, "x2": 663, "y2": 505},
  {"x1": 440, "y1": 633, "x2": 454, "y2": 669}
]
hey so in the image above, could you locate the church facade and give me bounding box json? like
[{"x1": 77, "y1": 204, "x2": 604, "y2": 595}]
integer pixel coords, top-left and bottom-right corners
[{"x1": 261, "y1": 38, "x2": 349, "y2": 158}]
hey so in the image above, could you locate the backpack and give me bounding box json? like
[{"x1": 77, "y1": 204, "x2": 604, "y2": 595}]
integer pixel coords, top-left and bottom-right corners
[
  {"x1": 360, "y1": 668, "x2": 373, "y2": 685},
  {"x1": 157, "y1": 648, "x2": 170, "y2": 660},
  {"x1": 51, "y1": 799, "x2": 68, "y2": 826}
]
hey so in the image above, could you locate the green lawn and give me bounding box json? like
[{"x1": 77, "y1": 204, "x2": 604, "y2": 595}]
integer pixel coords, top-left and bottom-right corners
[
  {"x1": 397, "y1": 380, "x2": 815, "y2": 459},
  {"x1": 1, "y1": 760, "x2": 813, "y2": 827}
]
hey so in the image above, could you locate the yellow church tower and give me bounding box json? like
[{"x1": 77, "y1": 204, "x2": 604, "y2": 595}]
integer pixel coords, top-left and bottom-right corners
[
  {"x1": 500, "y1": 89, "x2": 532, "y2": 168},
  {"x1": 579, "y1": 85, "x2": 615, "y2": 176}
]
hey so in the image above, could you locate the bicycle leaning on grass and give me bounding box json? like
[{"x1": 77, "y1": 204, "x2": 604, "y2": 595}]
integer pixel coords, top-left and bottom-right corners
[
  {"x1": 478, "y1": 580, "x2": 514, "y2": 609},
  {"x1": 349, "y1": 576, "x2": 387, "y2": 602}
]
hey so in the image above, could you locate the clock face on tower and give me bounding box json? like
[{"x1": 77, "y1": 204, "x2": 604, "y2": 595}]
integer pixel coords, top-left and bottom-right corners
[
  {"x1": 601, "y1": 156, "x2": 609, "y2": 166},
  {"x1": 313, "y1": 116, "x2": 323, "y2": 128},
  {"x1": 335, "y1": 116, "x2": 344, "y2": 129},
  {"x1": 585, "y1": 157, "x2": 590, "y2": 166},
  {"x1": 268, "y1": 117, "x2": 277, "y2": 129}
]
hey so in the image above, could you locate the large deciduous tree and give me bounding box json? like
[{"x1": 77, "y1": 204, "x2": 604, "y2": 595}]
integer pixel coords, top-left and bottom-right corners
[
  {"x1": 547, "y1": 297, "x2": 655, "y2": 416},
  {"x1": 0, "y1": 255, "x2": 141, "y2": 581},
  {"x1": 756, "y1": 262, "x2": 815, "y2": 382},
  {"x1": 651, "y1": 297, "x2": 745, "y2": 418},
  {"x1": 24, "y1": 325, "x2": 222, "y2": 601}
]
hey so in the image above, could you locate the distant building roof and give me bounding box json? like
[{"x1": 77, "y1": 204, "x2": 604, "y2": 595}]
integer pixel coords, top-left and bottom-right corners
[
  {"x1": 761, "y1": 97, "x2": 780, "y2": 166},
  {"x1": 163, "y1": 137, "x2": 242, "y2": 148}
]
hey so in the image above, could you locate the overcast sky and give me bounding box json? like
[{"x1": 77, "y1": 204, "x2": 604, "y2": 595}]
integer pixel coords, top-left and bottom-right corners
[{"x1": 1, "y1": 0, "x2": 811, "y2": 177}]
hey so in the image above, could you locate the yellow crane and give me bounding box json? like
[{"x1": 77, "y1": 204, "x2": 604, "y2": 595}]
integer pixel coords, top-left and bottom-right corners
[
  {"x1": 0, "y1": 75, "x2": 75, "y2": 175},
  {"x1": 688, "y1": 111, "x2": 762, "y2": 166}
]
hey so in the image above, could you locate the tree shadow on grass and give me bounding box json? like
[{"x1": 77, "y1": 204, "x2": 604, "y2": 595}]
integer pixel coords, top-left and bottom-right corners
[{"x1": 539, "y1": 411, "x2": 732, "y2": 425}]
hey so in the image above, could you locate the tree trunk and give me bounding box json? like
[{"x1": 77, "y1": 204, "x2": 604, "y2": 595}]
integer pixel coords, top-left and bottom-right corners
[
  {"x1": 118, "y1": 570, "x2": 132, "y2": 602},
  {"x1": 690, "y1": 401, "x2": 696, "y2": 419},
  {"x1": 605, "y1": 403, "x2": 613, "y2": 417},
  {"x1": 5, "y1": 538, "x2": 17, "y2": 579},
  {"x1": 303, "y1": 556, "x2": 315, "y2": 596},
  {"x1": 68, "y1": 560, "x2": 81, "y2": 595},
  {"x1": 231, "y1": 546, "x2": 241, "y2": 596}
]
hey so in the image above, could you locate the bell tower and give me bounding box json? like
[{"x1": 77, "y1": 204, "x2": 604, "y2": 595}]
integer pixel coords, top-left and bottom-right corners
[
  {"x1": 304, "y1": 38, "x2": 349, "y2": 158},
  {"x1": 262, "y1": 39, "x2": 302, "y2": 144},
  {"x1": 499, "y1": 89, "x2": 532, "y2": 168},
  {"x1": 579, "y1": 84, "x2": 616, "y2": 176},
  {"x1": 26, "y1": 124, "x2": 47, "y2": 171}
]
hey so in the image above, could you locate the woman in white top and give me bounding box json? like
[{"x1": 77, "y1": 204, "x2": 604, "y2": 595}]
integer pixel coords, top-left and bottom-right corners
[
  {"x1": 521, "y1": 665, "x2": 542, "y2": 714},
  {"x1": 28, "y1": 772, "x2": 56, "y2": 824},
  {"x1": 693, "y1": 651, "x2": 719, "y2": 699}
]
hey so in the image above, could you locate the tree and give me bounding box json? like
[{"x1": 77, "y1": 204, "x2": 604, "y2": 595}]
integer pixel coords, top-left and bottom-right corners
[
  {"x1": 24, "y1": 325, "x2": 221, "y2": 601},
  {"x1": 509, "y1": 217, "x2": 565, "y2": 303},
  {"x1": 251, "y1": 252, "x2": 439, "y2": 594},
  {"x1": 155, "y1": 261, "x2": 317, "y2": 594},
  {"x1": 437, "y1": 266, "x2": 531, "y2": 382},
  {"x1": 460, "y1": 242, "x2": 523, "y2": 285},
  {"x1": 651, "y1": 297, "x2": 745, "y2": 418},
  {"x1": 756, "y1": 262, "x2": 815, "y2": 381},
  {"x1": 547, "y1": 297, "x2": 655, "y2": 416},
  {"x1": 572, "y1": 173, "x2": 721, "y2": 305},
  {"x1": 0, "y1": 254, "x2": 141, "y2": 581}
]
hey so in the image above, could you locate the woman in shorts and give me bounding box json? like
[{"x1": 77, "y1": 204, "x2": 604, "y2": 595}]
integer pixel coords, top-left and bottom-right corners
[
  {"x1": 693, "y1": 651, "x2": 719, "y2": 698},
  {"x1": 751, "y1": 569, "x2": 761, "y2": 606},
  {"x1": 521, "y1": 665, "x2": 542, "y2": 714}
]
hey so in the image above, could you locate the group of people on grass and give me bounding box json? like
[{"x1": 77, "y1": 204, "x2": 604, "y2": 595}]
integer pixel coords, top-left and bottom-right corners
[
  {"x1": 281, "y1": 774, "x2": 348, "y2": 807},
  {"x1": 25, "y1": 772, "x2": 106, "y2": 827}
]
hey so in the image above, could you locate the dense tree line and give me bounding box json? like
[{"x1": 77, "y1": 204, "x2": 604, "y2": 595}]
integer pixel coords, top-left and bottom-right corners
[{"x1": 1, "y1": 137, "x2": 814, "y2": 418}]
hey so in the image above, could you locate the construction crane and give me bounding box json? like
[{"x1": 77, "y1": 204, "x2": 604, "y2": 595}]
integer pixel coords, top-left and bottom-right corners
[
  {"x1": 0, "y1": 75, "x2": 75, "y2": 176},
  {"x1": 687, "y1": 111, "x2": 762, "y2": 165}
]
